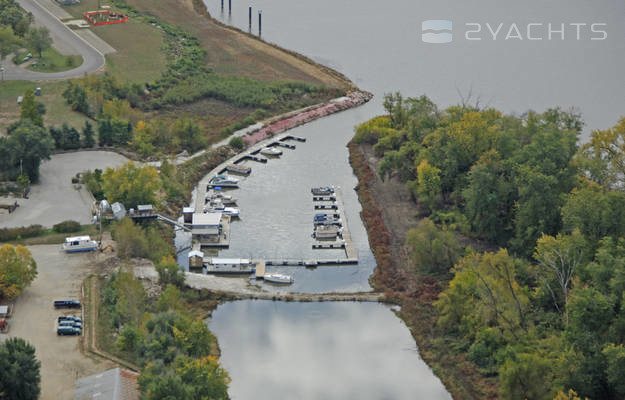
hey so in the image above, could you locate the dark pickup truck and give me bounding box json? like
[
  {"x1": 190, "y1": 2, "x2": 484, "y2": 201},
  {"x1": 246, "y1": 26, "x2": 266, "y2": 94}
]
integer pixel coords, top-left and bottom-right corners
[{"x1": 53, "y1": 300, "x2": 81, "y2": 309}]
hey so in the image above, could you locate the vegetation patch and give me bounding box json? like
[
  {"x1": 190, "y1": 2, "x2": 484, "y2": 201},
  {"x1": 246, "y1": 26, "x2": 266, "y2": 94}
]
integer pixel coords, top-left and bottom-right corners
[{"x1": 352, "y1": 93, "x2": 625, "y2": 399}]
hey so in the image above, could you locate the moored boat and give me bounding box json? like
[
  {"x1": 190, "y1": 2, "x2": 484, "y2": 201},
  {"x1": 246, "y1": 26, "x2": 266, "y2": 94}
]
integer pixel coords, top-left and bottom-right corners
[
  {"x1": 263, "y1": 273, "x2": 294, "y2": 284},
  {"x1": 62, "y1": 236, "x2": 98, "y2": 253},
  {"x1": 311, "y1": 186, "x2": 334, "y2": 196},
  {"x1": 260, "y1": 147, "x2": 283, "y2": 156}
]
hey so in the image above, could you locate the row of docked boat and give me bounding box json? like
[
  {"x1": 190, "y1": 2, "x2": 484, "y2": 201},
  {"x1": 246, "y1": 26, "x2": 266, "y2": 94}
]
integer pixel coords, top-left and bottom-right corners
[{"x1": 205, "y1": 176, "x2": 241, "y2": 217}]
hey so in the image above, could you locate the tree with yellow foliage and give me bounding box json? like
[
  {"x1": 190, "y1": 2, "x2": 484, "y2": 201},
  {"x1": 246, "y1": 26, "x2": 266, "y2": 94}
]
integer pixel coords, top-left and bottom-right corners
[
  {"x1": 102, "y1": 162, "x2": 161, "y2": 208},
  {"x1": 0, "y1": 244, "x2": 37, "y2": 300}
]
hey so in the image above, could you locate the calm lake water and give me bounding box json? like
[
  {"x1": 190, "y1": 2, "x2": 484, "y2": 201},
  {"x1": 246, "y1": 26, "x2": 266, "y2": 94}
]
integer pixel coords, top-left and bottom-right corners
[
  {"x1": 209, "y1": 301, "x2": 452, "y2": 400},
  {"x1": 200, "y1": 1, "x2": 625, "y2": 398}
]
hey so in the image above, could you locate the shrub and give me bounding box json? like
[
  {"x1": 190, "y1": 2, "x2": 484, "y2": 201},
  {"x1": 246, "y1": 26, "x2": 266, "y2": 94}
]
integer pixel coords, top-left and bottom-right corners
[
  {"x1": 229, "y1": 136, "x2": 244, "y2": 150},
  {"x1": 52, "y1": 220, "x2": 81, "y2": 233},
  {"x1": 0, "y1": 225, "x2": 44, "y2": 242}
]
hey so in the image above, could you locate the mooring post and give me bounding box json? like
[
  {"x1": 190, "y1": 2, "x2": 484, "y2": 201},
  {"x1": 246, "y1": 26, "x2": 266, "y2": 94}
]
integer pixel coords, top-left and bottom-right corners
[
  {"x1": 221, "y1": 0, "x2": 223, "y2": 10},
  {"x1": 228, "y1": 0, "x2": 231, "y2": 14},
  {"x1": 248, "y1": 6, "x2": 252, "y2": 30},
  {"x1": 258, "y1": 10, "x2": 262, "y2": 36}
]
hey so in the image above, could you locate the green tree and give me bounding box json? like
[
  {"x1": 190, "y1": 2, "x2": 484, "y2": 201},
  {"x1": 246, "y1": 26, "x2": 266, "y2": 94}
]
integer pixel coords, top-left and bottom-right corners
[
  {"x1": 112, "y1": 217, "x2": 149, "y2": 259},
  {"x1": 82, "y1": 120, "x2": 95, "y2": 148},
  {"x1": 102, "y1": 162, "x2": 161, "y2": 208},
  {"x1": 534, "y1": 230, "x2": 586, "y2": 325},
  {"x1": 0, "y1": 244, "x2": 37, "y2": 300},
  {"x1": 156, "y1": 255, "x2": 185, "y2": 288},
  {"x1": 406, "y1": 218, "x2": 460, "y2": 274},
  {"x1": 436, "y1": 249, "x2": 530, "y2": 340},
  {"x1": 578, "y1": 118, "x2": 625, "y2": 190},
  {"x1": 20, "y1": 90, "x2": 43, "y2": 127},
  {"x1": 0, "y1": 25, "x2": 22, "y2": 72},
  {"x1": 169, "y1": 118, "x2": 205, "y2": 153},
  {"x1": 499, "y1": 350, "x2": 558, "y2": 400},
  {"x1": 98, "y1": 118, "x2": 113, "y2": 146},
  {"x1": 0, "y1": 337, "x2": 41, "y2": 400},
  {"x1": 175, "y1": 356, "x2": 230, "y2": 399},
  {"x1": 4, "y1": 120, "x2": 53, "y2": 182},
  {"x1": 463, "y1": 150, "x2": 516, "y2": 244},
  {"x1": 25, "y1": 26, "x2": 51, "y2": 59},
  {"x1": 415, "y1": 159, "x2": 442, "y2": 212},
  {"x1": 603, "y1": 344, "x2": 625, "y2": 397},
  {"x1": 157, "y1": 284, "x2": 184, "y2": 313},
  {"x1": 562, "y1": 183, "x2": 625, "y2": 251}
]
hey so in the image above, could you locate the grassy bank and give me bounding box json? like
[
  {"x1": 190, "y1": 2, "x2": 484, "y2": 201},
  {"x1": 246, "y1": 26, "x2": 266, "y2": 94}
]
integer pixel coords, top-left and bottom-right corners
[
  {"x1": 348, "y1": 141, "x2": 497, "y2": 399},
  {"x1": 4, "y1": 224, "x2": 99, "y2": 245}
]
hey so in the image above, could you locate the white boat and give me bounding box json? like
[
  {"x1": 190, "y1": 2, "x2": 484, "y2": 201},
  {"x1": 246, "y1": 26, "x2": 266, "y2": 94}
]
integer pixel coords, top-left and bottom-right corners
[
  {"x1": 206, "y1": 258, "x2": 255, "y2": 274},
  {"x1": 62, "y1": 236, "x2": 98, "y2": 253},
  {"x1": 264, "y1": 273, "x2": 294, "y2": 284},
  {"x1": 205, "y1": 204, "x2": 240, "y2": 217},
  {"x1": 260, "y1": 147, "x2": 283, "y2": 156},
  {"x1": 206, "y1": 192, "x2": 237, "y2": 205},
  {"x1": 211, "y1": 174, "x2": 239, "y2": 185}
]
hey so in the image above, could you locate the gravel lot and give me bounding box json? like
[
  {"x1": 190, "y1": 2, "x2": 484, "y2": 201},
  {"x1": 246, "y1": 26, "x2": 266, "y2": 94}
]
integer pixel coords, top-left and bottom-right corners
[
  {"x1": 8, "y1": 245, "x2": 113, "y2": 400},
  {"x1": 0, "y1": 151, "x2": 128, "y2": 229}
]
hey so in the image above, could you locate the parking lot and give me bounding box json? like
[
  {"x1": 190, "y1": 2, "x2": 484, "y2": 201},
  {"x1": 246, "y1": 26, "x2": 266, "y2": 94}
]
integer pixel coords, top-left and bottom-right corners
[
  {"x1": 8, "y1": 245, "x2": 113, "y2": 400},
  {"x1": 0, "y1": 151, "x2": 128, "y2": 228}
]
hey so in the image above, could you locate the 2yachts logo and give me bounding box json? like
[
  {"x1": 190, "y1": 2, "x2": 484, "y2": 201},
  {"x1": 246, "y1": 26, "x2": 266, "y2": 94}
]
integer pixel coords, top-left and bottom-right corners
[
  {"x1": 422, "y1": 20, "x2": 608, "y2": 43},
  {"x1": 422, "y1": 20, "x2": 453, "y2": 43}
]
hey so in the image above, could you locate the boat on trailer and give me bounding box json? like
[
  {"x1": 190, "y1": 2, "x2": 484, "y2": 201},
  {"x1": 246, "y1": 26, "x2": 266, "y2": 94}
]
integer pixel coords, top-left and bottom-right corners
[
  {"x1": 62, "y1": 236, "x2": 98, "y2": 253},
  {"x1": 263, "y1": 273, "x2": 294, "y2": 284}
]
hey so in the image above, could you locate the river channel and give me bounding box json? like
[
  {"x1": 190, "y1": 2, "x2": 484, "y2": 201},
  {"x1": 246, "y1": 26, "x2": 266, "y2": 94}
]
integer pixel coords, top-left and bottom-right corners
[{"x1": 200, "y1": 0, "x2": 625, "y2": 398}]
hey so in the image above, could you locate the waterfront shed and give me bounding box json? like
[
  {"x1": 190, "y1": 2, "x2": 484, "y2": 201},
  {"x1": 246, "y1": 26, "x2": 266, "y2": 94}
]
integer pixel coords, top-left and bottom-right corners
[{"x1": 188, "y1": 250, "x2": 204, "y2": 271}]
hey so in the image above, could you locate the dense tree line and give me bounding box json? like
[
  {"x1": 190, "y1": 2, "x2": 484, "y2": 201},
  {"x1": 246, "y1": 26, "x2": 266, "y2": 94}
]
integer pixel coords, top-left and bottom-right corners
[
  {"x1": 355, "y1": 93, "x2": 625, "y2": 399},
  {"x1": 100, "y1": 267, "x2": 228, "y2": 399},
  {"x1": 0, "y1": 337, "x2": 41, "y2": 400}
]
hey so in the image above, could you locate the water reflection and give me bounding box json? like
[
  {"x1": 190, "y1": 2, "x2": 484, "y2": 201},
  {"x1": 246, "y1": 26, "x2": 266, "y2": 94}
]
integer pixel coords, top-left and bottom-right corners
[{"x1": 209, "y1": 301, "x2": 452, "y2": 400}]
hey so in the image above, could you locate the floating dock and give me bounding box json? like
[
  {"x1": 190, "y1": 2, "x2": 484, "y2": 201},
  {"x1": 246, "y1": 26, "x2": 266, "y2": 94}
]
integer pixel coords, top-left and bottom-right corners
[
  {"x1": 334, "y1": 187, "x2": 357, "y2": 260},
  {"x1": 275, "y1": 142, "x2": 296, "y2": 149},
  {"x1": 313, "y1": 196, "x2": 336, "y2": 202}
]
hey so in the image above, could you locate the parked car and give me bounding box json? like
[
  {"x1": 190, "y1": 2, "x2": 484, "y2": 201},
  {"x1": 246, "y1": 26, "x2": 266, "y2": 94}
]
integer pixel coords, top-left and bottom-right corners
[
  {"x1": 53, "y1": 300, "x2": 81, "y2": 309},
  {"x1": 59, "y1": 320, "x2": 82, "y2": 329},
  {"x1": 57, "y1": 326, "x2": 80, "y2": 336},
  {"x1": 58, "y1": 315, "x2": 82, "y2": 323}
]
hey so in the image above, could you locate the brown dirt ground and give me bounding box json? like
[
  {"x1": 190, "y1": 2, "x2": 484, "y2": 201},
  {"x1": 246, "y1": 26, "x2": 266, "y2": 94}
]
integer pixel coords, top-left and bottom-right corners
[{"x1": 125, "y1": 0, "x2": 350, "y2": 88}]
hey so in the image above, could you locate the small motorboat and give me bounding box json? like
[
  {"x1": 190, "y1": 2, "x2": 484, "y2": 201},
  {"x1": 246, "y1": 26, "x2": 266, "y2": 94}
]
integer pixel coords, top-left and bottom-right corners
[
  {"x1": 206, "y1": 203, "x2": 240, "y2": 217},
  {"x1": 260, "y1": 147, "x2": 283, "y2": 156},
  {"x1": 211, "y1": 174, "x2": 239, "y2": 185},
  {"x1": 264, "y1": 273, "x2": 294, "y2": 284},
  {"x1": 62, "y1": 236, "x2": 98, "y2": 253},
  {"x1": 206, "y1": 192, "x2": 237, "y2": 205}
]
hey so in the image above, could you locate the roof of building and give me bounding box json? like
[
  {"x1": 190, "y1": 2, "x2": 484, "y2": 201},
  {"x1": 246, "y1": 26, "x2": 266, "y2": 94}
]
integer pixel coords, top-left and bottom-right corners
[
  {"x1": 182, "y1": 207, "x2": 195, "y2": 213},
  {"x1": 74, "y1": 368, "x2": 139, "y2": 400},
  {"x1": 188, "y1": 250, "x2": 204, "y2": 258},
  {"x1": 136, "y1": 204, "x2": 153, "y2": 211},
  {"x1": 0, "y1": 306, "x2": 8, "y2": 315},
  {"x1": 65, "y1": 236, "x2": 92, "y2": 242},
  {"x1": 192, "y1": 212, "x2": 222, "y2": 226}
]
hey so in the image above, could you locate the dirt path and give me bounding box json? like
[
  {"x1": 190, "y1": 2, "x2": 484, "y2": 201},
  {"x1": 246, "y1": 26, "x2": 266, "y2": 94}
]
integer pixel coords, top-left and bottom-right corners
[{"x1": 8, "y1": 245, "x2": 114, "y2": 400}]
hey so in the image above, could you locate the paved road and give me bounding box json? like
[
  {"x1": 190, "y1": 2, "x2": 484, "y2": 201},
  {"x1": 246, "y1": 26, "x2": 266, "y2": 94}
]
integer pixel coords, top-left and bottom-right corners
[
  {"x1": 3, "y1": 0, "x2": 105, "y2": 80},
  {"x1": 0, "y1": 151, "x2": 128, "y2": 228}
]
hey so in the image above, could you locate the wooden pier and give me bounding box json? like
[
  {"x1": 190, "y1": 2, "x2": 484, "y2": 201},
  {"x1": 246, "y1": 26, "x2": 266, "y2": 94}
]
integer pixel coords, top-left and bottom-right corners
[
  {"x1": 332, "y1": 187, "x2": 357, "y2": 260},
  {"x1": 254, "y1": 259, "x2": 266, "y2": 278},
  {"x1": 274, "y1": 142, "x2": 296, "y2": 149},
  {"x1": 283, "y1": 135, "x2": 306, "y2": 142},
  {"x1": 198, "y1": 215, "x2": 231, "y2": 248},
  {"x1": 312, "y1": 242, "x2": 346, "y2": 249}
]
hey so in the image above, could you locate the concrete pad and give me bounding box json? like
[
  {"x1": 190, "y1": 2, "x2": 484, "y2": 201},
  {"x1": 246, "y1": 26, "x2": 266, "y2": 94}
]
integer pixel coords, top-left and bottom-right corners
[
  {"x1": 0, "y1": 151, "x2": 128, "y2": 229},
  {"x1": 75, "y1": 29, "x2": 117, "y2": 55}
]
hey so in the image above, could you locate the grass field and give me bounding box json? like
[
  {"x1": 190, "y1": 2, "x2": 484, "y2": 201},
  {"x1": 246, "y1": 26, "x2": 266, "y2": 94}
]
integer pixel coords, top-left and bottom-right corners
[
  {"x1": 0, "y1": 80, "x2": 90, "y2": 133},
  {"x1": 125, "y1": 0, "x2": 350, "y2": 88},
  {"x1": 19, "y1": 47, "x2": 83, "y2": 73},
  {"x1": 5, "y1": 224, "x2": 99, "y2": 245},
  {"x1": 61, "y1": 0, "x2": 168, "y2": 83}
]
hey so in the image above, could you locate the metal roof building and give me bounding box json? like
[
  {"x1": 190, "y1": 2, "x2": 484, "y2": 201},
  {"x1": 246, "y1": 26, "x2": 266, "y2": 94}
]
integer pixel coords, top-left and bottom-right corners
[{"x1": 74, "y1": 368, "x2": 139, "y2": 400}]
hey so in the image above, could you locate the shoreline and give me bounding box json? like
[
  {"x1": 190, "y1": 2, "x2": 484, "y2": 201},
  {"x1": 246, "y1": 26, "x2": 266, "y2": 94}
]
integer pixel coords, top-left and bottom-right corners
[{"x1": 347, "y1": 141, "x2": 498, "y2": 399}]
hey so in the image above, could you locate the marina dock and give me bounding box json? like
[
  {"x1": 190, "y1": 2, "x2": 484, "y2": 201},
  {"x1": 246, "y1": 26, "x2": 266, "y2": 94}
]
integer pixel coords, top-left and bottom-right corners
[{"x1": 332, "y1": 187, "x2": 357, "y2": 260}]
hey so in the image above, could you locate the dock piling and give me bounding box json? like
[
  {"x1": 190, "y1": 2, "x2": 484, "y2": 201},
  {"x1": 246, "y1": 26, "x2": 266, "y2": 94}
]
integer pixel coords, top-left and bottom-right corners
[
  {"x1": 248, "y1": 6, "x2": 252, "y2": 30},
  {"x1": 258, "y1": 10, "x2": 262, "y2": 36},
  {"x1": 228, "y1": 0, "x2": 231, "y2": 14}
]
